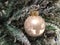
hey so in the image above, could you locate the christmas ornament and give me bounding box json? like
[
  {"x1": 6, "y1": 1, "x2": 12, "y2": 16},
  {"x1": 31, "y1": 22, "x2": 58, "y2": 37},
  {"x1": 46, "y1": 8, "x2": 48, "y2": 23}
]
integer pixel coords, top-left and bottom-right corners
[{"x1": 24, "y1": 10, "x2": 45, "y2": 37}]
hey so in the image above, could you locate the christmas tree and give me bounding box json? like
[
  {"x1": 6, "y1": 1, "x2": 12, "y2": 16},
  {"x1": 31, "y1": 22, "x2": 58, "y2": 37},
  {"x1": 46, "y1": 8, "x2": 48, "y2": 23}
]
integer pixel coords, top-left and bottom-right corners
[{"x1": 0, "y1": 0, "x2": 60, "y2": 45}]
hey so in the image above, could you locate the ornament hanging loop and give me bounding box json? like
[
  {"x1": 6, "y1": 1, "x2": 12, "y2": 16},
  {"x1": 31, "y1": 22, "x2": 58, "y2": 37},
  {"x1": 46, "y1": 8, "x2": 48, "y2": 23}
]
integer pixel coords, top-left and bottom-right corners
[{"x1": 29, "y1": 5, "x2": 40, "y2": 16}]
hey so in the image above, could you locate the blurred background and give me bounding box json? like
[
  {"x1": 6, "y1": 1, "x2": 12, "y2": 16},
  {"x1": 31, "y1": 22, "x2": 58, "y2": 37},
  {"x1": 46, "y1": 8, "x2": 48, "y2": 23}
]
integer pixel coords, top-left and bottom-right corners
[{"x1": 0, "y1": 0, "x2": 60, "y2": 45}]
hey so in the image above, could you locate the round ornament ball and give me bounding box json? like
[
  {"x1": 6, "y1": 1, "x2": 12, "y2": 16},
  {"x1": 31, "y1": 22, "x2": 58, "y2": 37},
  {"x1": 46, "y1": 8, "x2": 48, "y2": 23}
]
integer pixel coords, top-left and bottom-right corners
[{"x1": 24, "y1": 10, "x2": 45, "y2": 37}]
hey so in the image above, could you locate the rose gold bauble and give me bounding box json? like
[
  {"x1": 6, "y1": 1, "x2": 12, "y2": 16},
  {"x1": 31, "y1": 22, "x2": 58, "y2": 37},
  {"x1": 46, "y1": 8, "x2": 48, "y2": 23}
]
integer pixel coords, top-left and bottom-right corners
[{"x1": 24, "y1": 10, "x2": 45, "y2": 37}]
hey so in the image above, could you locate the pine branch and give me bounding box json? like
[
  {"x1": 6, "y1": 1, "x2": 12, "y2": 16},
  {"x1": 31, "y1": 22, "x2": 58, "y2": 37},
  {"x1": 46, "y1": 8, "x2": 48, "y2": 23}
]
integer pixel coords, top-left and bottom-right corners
[
  {"x1": 4, "y1": 23, "x2": 31, "y2": 45},
  {"x1": 5, "y1": 0, "x2": 17, "y2": 18}
]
